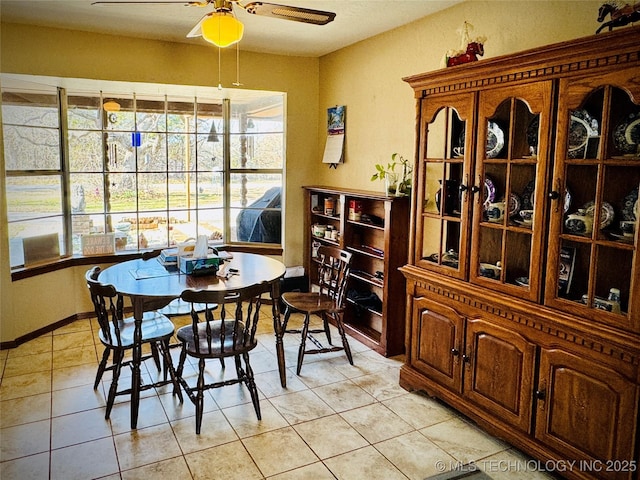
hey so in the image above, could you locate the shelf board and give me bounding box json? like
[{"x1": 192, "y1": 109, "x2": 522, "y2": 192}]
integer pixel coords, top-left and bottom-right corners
[
  {"x1": 347, "y1": 219, "x2": 385, "y2": 230},
  {"x1": 350, "y1": 270, "x2": 384, "y2": 288},
  {"x1": 347, "y1": 245, "x2": 384, "y2": 259},
  {"x1": 345, "y1": 297, "x2": 383, "y2": 317}
]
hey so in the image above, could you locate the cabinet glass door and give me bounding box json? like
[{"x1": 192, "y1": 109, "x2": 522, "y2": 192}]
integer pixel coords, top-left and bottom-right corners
[
  {"x1": 470, "y1": 82, "x2": 553, "y2": 301},
  {"x1": 547, "y1": 68, "x2": 640, "y2": 331},
  {"x1": 416, "y1": 93, "x2": 474, "y2": 280}
]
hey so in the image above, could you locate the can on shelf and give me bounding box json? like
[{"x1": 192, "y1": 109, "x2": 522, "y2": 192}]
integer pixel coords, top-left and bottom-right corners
[
  {"x1": 324, "y1": 197, "x2": 335, "y2": 216},
  {"x1": 348, "y1": 200, "x2": 362, "y2": 221}
]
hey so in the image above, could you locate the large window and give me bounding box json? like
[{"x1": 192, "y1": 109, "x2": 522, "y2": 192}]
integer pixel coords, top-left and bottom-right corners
[{"x1": 2, "y1": 76, "x2": 284, "y2": 268}]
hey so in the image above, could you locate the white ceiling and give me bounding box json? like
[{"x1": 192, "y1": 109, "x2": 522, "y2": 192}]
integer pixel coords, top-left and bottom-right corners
[{"x1": 0, "y1": 0, "x2": 462, "y2": 57}]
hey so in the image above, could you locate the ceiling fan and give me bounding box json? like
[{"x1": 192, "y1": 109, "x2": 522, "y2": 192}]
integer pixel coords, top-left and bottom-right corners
[{"x1": 92, "y1": 0, "x2": 336, "y2": 47}]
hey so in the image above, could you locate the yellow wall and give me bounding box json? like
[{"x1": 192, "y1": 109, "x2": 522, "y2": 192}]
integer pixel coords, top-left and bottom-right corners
[
  {"x1": 0, "y1": 0, "x2": 607, "y2": 343},
  {"x1": 315, "y1": 0, "x2": 603, "y2": 189}
]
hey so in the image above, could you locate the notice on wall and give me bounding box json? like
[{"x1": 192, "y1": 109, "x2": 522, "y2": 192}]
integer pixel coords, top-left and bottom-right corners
[
  {"x1": 82, "y1": 233, "x2": 115, "y2": 256},
  {"x1": 322, "y1": 105, "x2": 346, "y2": 165}
]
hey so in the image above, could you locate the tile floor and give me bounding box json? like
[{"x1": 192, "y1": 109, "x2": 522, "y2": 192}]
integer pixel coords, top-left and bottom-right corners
[{"x1": 0, "y1": 309, "x2": 557, "y2": 480}]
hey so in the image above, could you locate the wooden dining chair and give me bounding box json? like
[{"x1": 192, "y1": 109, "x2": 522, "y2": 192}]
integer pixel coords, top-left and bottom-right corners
[
  {"x1": 281, "y1": 245, "x2": 354, "y2": 374},
  {"x1": 175, "y1": 281, "x2": 275, "y2": 434},
  {"x1": 85, "y1": 266, "x2": 182, "y2": 419}
]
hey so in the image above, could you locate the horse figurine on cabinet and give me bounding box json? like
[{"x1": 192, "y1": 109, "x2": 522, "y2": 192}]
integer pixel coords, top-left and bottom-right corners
[
  {"x1": 596, "y1": 1, "x2": 640, "y2": 33},
  {"x1": 444, "y1": 21, "x2": 486, "y2": 68},
  {"x1": 447, "y1": 41, "x2": 485, "y2": 67}
]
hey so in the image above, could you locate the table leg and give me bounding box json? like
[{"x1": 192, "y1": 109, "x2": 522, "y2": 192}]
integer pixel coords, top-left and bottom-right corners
[{"x1": 130, "y1": 299, "x2": 144, "y2": 429}]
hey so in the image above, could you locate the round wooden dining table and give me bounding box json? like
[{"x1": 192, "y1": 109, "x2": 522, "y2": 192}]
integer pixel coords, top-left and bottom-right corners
[{"x1": 98, "y1": 252, "x2": 287, "y2": 429}]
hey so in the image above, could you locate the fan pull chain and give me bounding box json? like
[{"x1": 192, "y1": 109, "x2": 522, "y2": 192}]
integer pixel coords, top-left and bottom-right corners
[
  {"x1": 233, "y1": 41, "x2": 243, "y2": 87},
  {"x1": 217, "y1": 46, "x2": 223, "y2": 90}
]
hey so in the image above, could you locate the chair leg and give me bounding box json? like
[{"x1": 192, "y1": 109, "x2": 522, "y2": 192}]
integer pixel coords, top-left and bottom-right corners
[
  {"x1": 159, "y1": 339, "x2": 183, "y2": 403},
  {"x1": 296, "y1": 313, "x2": 311, "y2": 375},
  {"x1": 150, "y1": 342, "x2": 162, "y2": 371},
  {"x1": 234, "y1": 354, "x2": 244, "y2": 379},
  {"x1": 94, "y1": 347, "x2": 111, "y2": 389},
  {"x1": 195, "y1": 357, "x2": 206, "y2": 435},
  {"x1": 322, "y1": 313, "x2": 332, "y2": 345},
  {"x1": 282, "y1": 306, "x2": 291, "y2": 331},
  {"x1": 105, "y1": 349, "x2": 124, "y2": 419},
  {"x1": 242, "y1": 352, "x2": 261, "y2": 420},
  {"x1": 334, "y1": 313, "x2": 354, "y2": 365}
]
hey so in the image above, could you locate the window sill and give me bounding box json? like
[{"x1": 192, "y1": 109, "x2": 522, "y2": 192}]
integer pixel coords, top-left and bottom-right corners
[{"x1": 10, "y1": 244, "x2": 283, "y2": 281}]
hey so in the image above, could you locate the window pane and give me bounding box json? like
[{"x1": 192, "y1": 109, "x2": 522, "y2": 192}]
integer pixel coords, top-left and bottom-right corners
[
  {"x1": 230, "y1": 94, "x2": 283, "y2": 133},
  {"x1": 231, "y1": 177, "x2": 281, "y2": 243},
  {"x1": 197, "y1": 171, "x2": 224, "y2": 208},
  {"x1": 104, "y1": 96, "x2": 134, "y2": 131},
  {"x1": 138, "y1": 132, "x2": 167, "y2": 172},
  {"x1": 169, "y1": 210, "x2": 197, "y2": 245},
  {"x1": 8, "y1": 217, "x2": 65, "y2": 268},
  {"x1": 108, "y1": 173, "x2": 137, "y2": 211},
  {"x1": 6, "y1": 176, "x2": 63, "y2": 220},
  {"x1": 169, "y1": 172, "x2": 197, "y2": 209},
  {"x1": 196, "y1": 102, "x2": 223, "y2": 134},
  {"x1": 138, "y1": 173, "x2": 168, "y2": 211},
  {"x1": 105, "y1": 132, "x2": 136, "y2": 172},
  {"x1": 70, "y1": 173, "x2": 104, "y2": 213},
  {"x1": 69, "y1": 130, "x2": 104, "y2": 171},
  {"x1": 230, "y1": 173, "x2": 281, "y2": 207},
  {"x1": 2, "y1": 91, "x2": 59, "y2": 128},
  {"x1": 196, "y1": 132, "x2": 224, "y2": 171},
  {"x1": 136, "y1": 98, "x2": 166, "y2": 132},
  {"x1": 68, "y1": 95, "x2": 102, "y2": 130},
  {"x1": 3, "y1": 125, "x2": 61, "y2": 170},
  {"x1": 231, "y1": 133, "x2": 283, "y2": 169},
  {"x1": 168, "y1": 134, "x2": 195, "y2": 172},
  {"x1": 197, "y1": 208, "x2": 224, "y2": 242},
  {"x1": 169, "y1": 99, "x2": 196, "y2": 132}
]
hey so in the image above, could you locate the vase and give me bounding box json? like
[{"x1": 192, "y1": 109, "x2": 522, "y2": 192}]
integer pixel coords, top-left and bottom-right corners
[{"x1": 385, "y1": 173, "x2": 399, "y2": 196}]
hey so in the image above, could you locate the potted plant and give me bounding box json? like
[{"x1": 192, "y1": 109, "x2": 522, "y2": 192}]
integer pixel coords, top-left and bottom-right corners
[{"x1": 371, "y1": 153, "x2": 412, "y2": 196}]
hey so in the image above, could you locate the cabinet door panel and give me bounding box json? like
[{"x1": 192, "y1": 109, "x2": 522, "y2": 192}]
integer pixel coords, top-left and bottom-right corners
[
  {"x1": 411, "y1": 296, "x2": 464, "y2": 393},
  {"x1": 547, "y1": 67, "x2": 640, "y2": 331},
  {"x1": 536, "y1": 349, "x2": 637, "y2": 479},
  {"x1": 464, "y1": 318, "x2": 536, "y2": 433},
  {"x1": 416, "y1": 92, "x2": 475, "y2": 280},
  {"x1": 470, "y1": 81, "x2": 553, "y2": 302}
]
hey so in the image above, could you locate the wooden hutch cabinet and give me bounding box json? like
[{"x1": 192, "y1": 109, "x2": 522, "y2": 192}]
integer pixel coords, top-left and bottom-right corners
[
  {"x1": 303, "y1": 186, "x2": 409, "y2": 356},
  {"x1": 400, "y1": 27, "x2": 640, "y2": 480}
]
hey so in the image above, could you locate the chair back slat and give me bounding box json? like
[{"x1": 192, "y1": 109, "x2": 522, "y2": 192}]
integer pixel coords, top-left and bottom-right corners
[
  {"x1": 316, "y1": 246, "x2": 352, "y2": 308},
  {"x1": 180, "y1": 281, "x2": 275, "y2": 356},
  {"x1": 85, "y1": 266, "x2": 125, "y2": 347}
]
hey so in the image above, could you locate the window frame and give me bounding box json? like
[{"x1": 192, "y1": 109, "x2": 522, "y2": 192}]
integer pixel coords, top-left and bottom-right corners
[{"x1": 2, "y1": 76, "x2": 285, "y2": 275}]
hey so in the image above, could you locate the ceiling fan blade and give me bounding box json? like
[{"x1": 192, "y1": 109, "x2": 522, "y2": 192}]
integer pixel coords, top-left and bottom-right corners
[
  {"x1": 242, "y1": 2, "x2": 335, "y2": 25},
  {"x1": 186, "y1": 12, "x2": 212, "y2": 37},
  {"x1": 92, "y1": 1, "x2": 209, "y2": 6}
]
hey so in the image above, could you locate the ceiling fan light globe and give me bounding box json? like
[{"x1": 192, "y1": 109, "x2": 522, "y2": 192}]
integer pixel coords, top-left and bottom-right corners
[{"x1": 201, "y1": 13, "x2": 244, "y2": 47}]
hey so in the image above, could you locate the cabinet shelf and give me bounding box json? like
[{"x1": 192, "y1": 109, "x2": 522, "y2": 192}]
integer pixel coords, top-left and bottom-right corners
[
  {"x1": 345, "y1": 297, "x2": 383, "y2": 317},
  {"x1": 347, "y1": 245, "x2": 384, "y2": 260},
  {"x1": 304, "y1": 186, "x2": 409, "y2": 356},
  {"x1": 347, "y1": 219, "x2": 385, "y2": 231},
  {"x1": 311, "y1": 212, "x2": 340, "y2": 221},
  {"x1": 350, "y1": 270, "x2": 384, "y2": 288}
]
